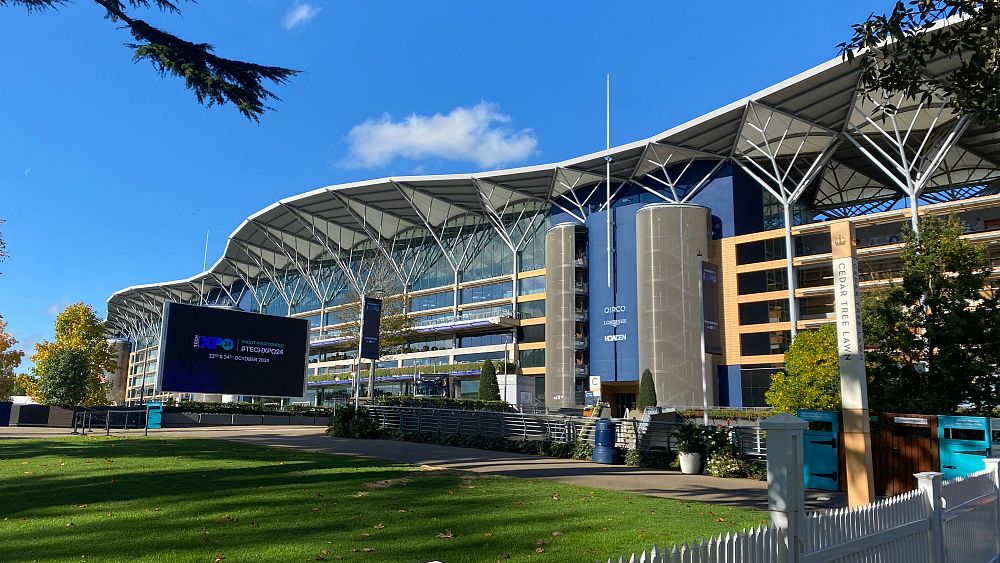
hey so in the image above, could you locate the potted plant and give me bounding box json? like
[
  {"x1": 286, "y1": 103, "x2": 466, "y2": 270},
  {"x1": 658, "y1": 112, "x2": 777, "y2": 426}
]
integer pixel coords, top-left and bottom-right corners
[{"x1": 674, "y1": 421, "x2": 705, "y2": 474}]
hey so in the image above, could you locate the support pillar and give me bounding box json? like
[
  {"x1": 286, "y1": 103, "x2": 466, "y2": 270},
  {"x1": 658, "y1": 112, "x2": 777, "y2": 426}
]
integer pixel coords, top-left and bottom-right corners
[
  {"x1": 831, "y1": 220, "x2": 875, "y2": 506},
  {"x1": 761, "y1": 413, "x2": 806, "y2": 563}
]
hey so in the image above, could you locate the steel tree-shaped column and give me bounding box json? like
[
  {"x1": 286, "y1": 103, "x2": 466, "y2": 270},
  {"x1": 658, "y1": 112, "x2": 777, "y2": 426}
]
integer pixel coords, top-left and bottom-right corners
[{"x1": 732, "y1": 102, "x2": 840, "y2": 337}]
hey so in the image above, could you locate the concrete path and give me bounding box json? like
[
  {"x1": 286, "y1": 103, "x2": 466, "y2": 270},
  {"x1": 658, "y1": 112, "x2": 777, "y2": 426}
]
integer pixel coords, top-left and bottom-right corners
[{"x1": 0, "y1": 425, "x2": 845, "y2": 510}]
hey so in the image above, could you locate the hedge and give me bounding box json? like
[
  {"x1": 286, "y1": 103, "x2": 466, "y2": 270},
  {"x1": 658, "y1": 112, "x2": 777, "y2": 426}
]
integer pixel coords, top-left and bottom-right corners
[
  {"x1": 164, "y1": 400, "x2": 334, "y2": 417},
  {"x1": 307, "y1": 361, "x2": 518, "y2": 383},
  {"x1": 370, "y1": 395, "x2": 516, "y2": 412}
]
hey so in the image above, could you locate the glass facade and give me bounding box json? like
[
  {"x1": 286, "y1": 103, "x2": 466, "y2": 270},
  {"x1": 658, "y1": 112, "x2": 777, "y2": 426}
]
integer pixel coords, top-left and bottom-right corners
[
  {"x1": 518, "y1": 275, "x2": 545, "y2": 296},
  {"x1": 461, "y1": 281, "x2": 513, "y2": 304}
]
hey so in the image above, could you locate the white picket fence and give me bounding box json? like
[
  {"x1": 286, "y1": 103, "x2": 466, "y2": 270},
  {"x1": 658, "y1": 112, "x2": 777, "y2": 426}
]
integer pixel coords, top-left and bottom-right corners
[{"x1": 602, "y1": 414, "x2": 1000, "y2": 563}]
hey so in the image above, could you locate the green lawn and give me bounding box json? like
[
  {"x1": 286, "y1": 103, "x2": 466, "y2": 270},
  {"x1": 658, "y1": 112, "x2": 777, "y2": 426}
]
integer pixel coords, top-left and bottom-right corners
[{"x1": 0, "y1": 438, "x2": 765, "y2": 562}]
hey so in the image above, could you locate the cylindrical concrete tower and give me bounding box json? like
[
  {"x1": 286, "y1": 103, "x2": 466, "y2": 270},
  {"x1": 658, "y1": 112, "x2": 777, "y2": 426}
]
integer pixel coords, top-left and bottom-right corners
[
  {"x1": 635, "y1": 204, "x2": 711, "y2": 407},
  {"x1": 544, "y1": 223, "x2": 584, "y2": 410}
]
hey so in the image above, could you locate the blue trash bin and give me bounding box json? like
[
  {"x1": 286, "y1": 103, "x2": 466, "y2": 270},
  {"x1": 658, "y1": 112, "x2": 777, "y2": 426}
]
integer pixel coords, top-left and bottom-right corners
[
  {"x1": 593, "y1": 419, "x2": 617, "y2": 464},
  {"x1": 146, "y1": 401, "x2": 163, "y2": 429}
]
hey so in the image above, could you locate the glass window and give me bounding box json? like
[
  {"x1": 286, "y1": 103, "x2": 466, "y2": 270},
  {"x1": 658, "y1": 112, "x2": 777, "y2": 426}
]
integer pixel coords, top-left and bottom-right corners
[
  {"x1": 740, "y1": 331, "x2": 792, "y2": 356},
  {"x1": 738, "y1": 300, "x2": 789, "y2": 325},
  {"x1": 519, "y1": 349, "x2": 545, "y2": 368},
  {"x1": 518, "y1": 276, "x2": 545, "y2": 296},
  {"x1": 458, "y1": 332, "x2": 512, "y2": 348},
  {"x1": 740, "y1": 365, "x2": 777, "y2": 407},
  {"x1": 736, "y1": 239, "x2": 785, "y2": 265},
  {"x1": 410, "y1": 291, "x2": 453, "y2": 311},
  {"x1": 401, "y1": 356, "x2": 449, "y2": 367},
  {"x1": 519, "y1": 300, "x2": 546, "y2": 319},
  {"x1": 518, "y1": 325, "x2": 545, "y2": 343},
  {"x1": 737, "y1": 269, "x2": 787, "y2": 295},
  {"x1": 400, "y1": 337, "x2": 453, "y2": 353},
  {"x1": 455, "y1": 351, "x2": 505, "y2": 363},
  {"x1": 800, "y1": 296, "x2": 834, "y2": 320},
  {"x1": 798, "y1": 265, "x2": 833, "y2": 288},
  {"x1": 461, "y1": 281, "x2": 512, "y2": 304},
  {"x1": 796, "y1": 233, "x2": 832, "y2": 256},
  {"x1": 458, "y1": 379, "x2": 481, "y2": 399}
]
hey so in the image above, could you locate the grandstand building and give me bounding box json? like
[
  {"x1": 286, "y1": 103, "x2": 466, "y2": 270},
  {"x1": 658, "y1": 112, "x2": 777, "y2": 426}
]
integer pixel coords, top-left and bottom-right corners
[{"x1": 108, "y1": 29, "x2": 1000, "y2": 414}]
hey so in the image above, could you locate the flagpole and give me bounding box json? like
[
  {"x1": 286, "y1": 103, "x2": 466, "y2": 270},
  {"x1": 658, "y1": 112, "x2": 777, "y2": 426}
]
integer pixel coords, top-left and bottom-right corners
[
  {"x1": 605, "y1": 73, "x2": 612, "y2": 289},
  {"x1": 200, "y1": 230, "x2": 209, "y2": 305}
]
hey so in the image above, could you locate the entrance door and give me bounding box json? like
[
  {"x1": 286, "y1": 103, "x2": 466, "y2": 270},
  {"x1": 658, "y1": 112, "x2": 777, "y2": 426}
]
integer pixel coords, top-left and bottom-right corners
[
  {"x1": 615, "y1": 393, "x2": 636, "y2": 418},
  {"x1": 938, "y1": 416, "x2": 990, "y2": 481},
  {"x1": 798, "y1": 410, "x2": 840, "y2": 491},
  {"x1": 871, "y1": 413, "x2": 939, "y2": 496}
]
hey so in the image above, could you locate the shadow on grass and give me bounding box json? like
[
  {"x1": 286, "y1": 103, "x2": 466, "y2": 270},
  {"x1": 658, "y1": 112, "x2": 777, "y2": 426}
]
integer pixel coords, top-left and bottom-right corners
[{"x1": 0, "y1": 437, "x2": 769, "y2": 562}]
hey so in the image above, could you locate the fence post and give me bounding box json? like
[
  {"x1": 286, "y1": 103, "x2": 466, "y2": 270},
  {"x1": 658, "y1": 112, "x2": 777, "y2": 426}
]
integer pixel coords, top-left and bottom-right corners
[
  {"x1": 760, "y1": 413, "x2": 806, "y2": 563},
  {"x1": 916, "y1": 472, "x2": 945, "y2": 563},
  {"x1": 982, "y1": 458, "x2": 1000, "y2": 560}
]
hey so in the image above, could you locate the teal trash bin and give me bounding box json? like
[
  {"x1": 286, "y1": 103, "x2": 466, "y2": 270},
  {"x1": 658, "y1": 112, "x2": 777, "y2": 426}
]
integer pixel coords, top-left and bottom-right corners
[
  {"x1": 938, "y1": 415, "x2": 989, "y2": 480},
  {"x1": 593, "y1": 419, "x2": 617, "y2": 464},
  {"x1": 146, "y1": 401, "x2": 163, "y2": 429}
]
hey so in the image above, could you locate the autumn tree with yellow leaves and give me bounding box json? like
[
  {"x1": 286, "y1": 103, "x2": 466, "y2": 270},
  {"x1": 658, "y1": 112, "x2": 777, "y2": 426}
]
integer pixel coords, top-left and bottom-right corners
[
  {"x1": 0, "y1": 314, "x2": 24, "y2": 401},
  {"x1": 31, "y1": 303, "x2": 117, "y2": 406}
]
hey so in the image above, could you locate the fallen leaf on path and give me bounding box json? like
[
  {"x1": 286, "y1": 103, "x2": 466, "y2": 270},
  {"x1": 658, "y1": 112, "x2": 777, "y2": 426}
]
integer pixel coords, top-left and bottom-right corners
[
  {"x1": 536, "y1": 547, "x2": 545, "y2": 553},
  {"x1": 373, "y1": 522, "x2": 385, "y2": 529}
]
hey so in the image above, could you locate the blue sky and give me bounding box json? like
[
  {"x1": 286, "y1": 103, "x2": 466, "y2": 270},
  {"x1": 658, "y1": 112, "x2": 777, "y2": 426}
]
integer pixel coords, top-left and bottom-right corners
[{"x1": 0, "y1": 0, "x2": 883, "y2": 367}]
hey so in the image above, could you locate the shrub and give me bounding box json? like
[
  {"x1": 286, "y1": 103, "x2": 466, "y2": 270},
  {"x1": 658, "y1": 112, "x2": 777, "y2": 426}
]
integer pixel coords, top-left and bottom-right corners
[
  {"x1": 746, "y1": 459, "x2": 768, "y2": 481},
  {"x1": 477, "y1": 359, "x2": 501, "y2": 401},
  {"x1": 624, "y1": 448, "x2": 676, "y2": 469},
  {"x1": 327, "y1": 405, "x2": 380, "y2": 439},
  {"x1": 166, "y1": 400, "x2": 334, "y2": 417},
  {"x1": 706, "y1": 452, "x2": 747, "y2": 478},
  {"x1": 572, "y1": 441, "x2": 594, "y2": 460},
  {"x1": 674, "y1": 421, "x2": 706, "y2": 455},
  {"x1": 371, "y1": 395, "x2": 514, "y2": 412},
  {"x1": 636, "y1": 369, "x2": 657, "y2": 411}
]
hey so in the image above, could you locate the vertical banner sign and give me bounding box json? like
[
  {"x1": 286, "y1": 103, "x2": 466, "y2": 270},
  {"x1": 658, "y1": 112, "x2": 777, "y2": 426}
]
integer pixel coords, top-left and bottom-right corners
[
  {"x1": 701, "y1": 261, "x2": 723, "y2": 355},
  {"x1": 831, "y1": 220, "x2": 875, "y2": 507},
  {"x1": 359, "y1": 297, "x2": 382, "y2": 360}
]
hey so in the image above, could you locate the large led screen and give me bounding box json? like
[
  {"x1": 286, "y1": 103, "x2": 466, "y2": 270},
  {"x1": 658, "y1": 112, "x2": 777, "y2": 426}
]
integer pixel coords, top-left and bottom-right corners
[{"x1": 156, "y1": 302, "x2": 309, "y2": 397}]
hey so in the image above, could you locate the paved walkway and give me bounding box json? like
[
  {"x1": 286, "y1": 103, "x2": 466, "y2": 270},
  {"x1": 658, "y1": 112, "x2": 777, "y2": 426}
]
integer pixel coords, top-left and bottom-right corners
[{"x1": 0, "y1": 425, "x2": 845, "y2": 510}]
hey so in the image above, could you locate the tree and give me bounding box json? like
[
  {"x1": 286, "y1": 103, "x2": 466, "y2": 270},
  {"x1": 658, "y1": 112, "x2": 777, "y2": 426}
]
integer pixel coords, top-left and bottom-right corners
[
  {"x1": 0, "y1": 314, "x2": 24, "y2": 401},
  {"x1": 840, "y1": 1, "x2": 1000, "y2": 122},
  {"x1": 477, "y1": 359, "x2": 500, "y2": 401},
  {"x1": 37, "y1": 348, "x2": 91, "y2": 406},
  {"x1": 2, "y1": 1, "x2": 298, "y2": 121},
  {"x1": 334, "y1": 294, "x2": 416, "y2": 359},
  {"x1": 636, "y1": 369, "x2": 657, "y2": 411},
  {"x1": 765, "y1": 324, "x2": 842, "y2": 414},
  {"x1": 32, "y1": 303, "x2": 116, "y2": 406},
  {"x1": 862, "y1": 216, "x2": 1000, "y2": 414}
]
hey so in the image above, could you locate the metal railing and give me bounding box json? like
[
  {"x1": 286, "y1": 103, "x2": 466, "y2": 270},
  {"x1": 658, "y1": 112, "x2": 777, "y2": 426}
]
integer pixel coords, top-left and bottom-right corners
[
  {"x1": 72, "y1": 408, "x2": 149, "y2": 436},
  {"x1": 365, "y1": 405, "x2": 766, "y2": 458}
]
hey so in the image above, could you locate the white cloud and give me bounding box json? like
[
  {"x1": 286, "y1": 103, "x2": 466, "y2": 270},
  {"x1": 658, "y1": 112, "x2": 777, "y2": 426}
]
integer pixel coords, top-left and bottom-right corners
[
  {"x1": 46, "y1": 301, "x2": 71, "y2": 317},
  {"x1": 283, "y1": 3, "x2": 321, "y2": 30},
  {"x1": 344, "y1": 102, "x2": 539, "y2": 169},
  {"x1": 23, "y1": 168, "x2": 31, "y2": 176}
]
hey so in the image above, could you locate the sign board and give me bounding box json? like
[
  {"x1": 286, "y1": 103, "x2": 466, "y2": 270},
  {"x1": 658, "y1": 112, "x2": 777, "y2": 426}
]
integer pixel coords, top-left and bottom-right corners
[
  {"x1": 156, "y1": 302, "x2": 309, "y2": 397},
  {"x1": 701, "y1": 260, "x2": 722, "y2": 355},
  {"x1": 359, "y1": 297, "x2": 382, "y2": 360}
]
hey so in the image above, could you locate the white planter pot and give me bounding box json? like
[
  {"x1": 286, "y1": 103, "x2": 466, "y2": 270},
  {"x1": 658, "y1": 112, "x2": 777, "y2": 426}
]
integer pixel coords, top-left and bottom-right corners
[{"x1": 679, "y1": 452, "x2": 702, "y2": 475}]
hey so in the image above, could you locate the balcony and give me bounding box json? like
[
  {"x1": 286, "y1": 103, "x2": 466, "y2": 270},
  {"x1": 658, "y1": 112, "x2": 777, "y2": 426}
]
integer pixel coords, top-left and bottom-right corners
[
  {"x1": 574, "y1": 255, "x2": 588, "y2": 268},
  {"x1": 575, "y1": 281, "x2": 589, "y2": 294},
  {"x1": 574, "y1": 363, "x2": 589, "y2": 376},
  {"x1": 574, "y1": 337, "x2": 589, "y2": 349},
  {"x1": 411, "y1": 309, "x2": 520, "y2": 332},
  {"x1": 574, "y1": 310, "x2": 588, "y2": 322}
]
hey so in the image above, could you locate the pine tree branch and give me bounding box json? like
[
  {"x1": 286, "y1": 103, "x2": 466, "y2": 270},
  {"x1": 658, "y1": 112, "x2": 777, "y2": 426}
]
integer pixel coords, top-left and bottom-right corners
[{"x1": 3, "y1": 0, "x2": 300, "y2": 121}]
